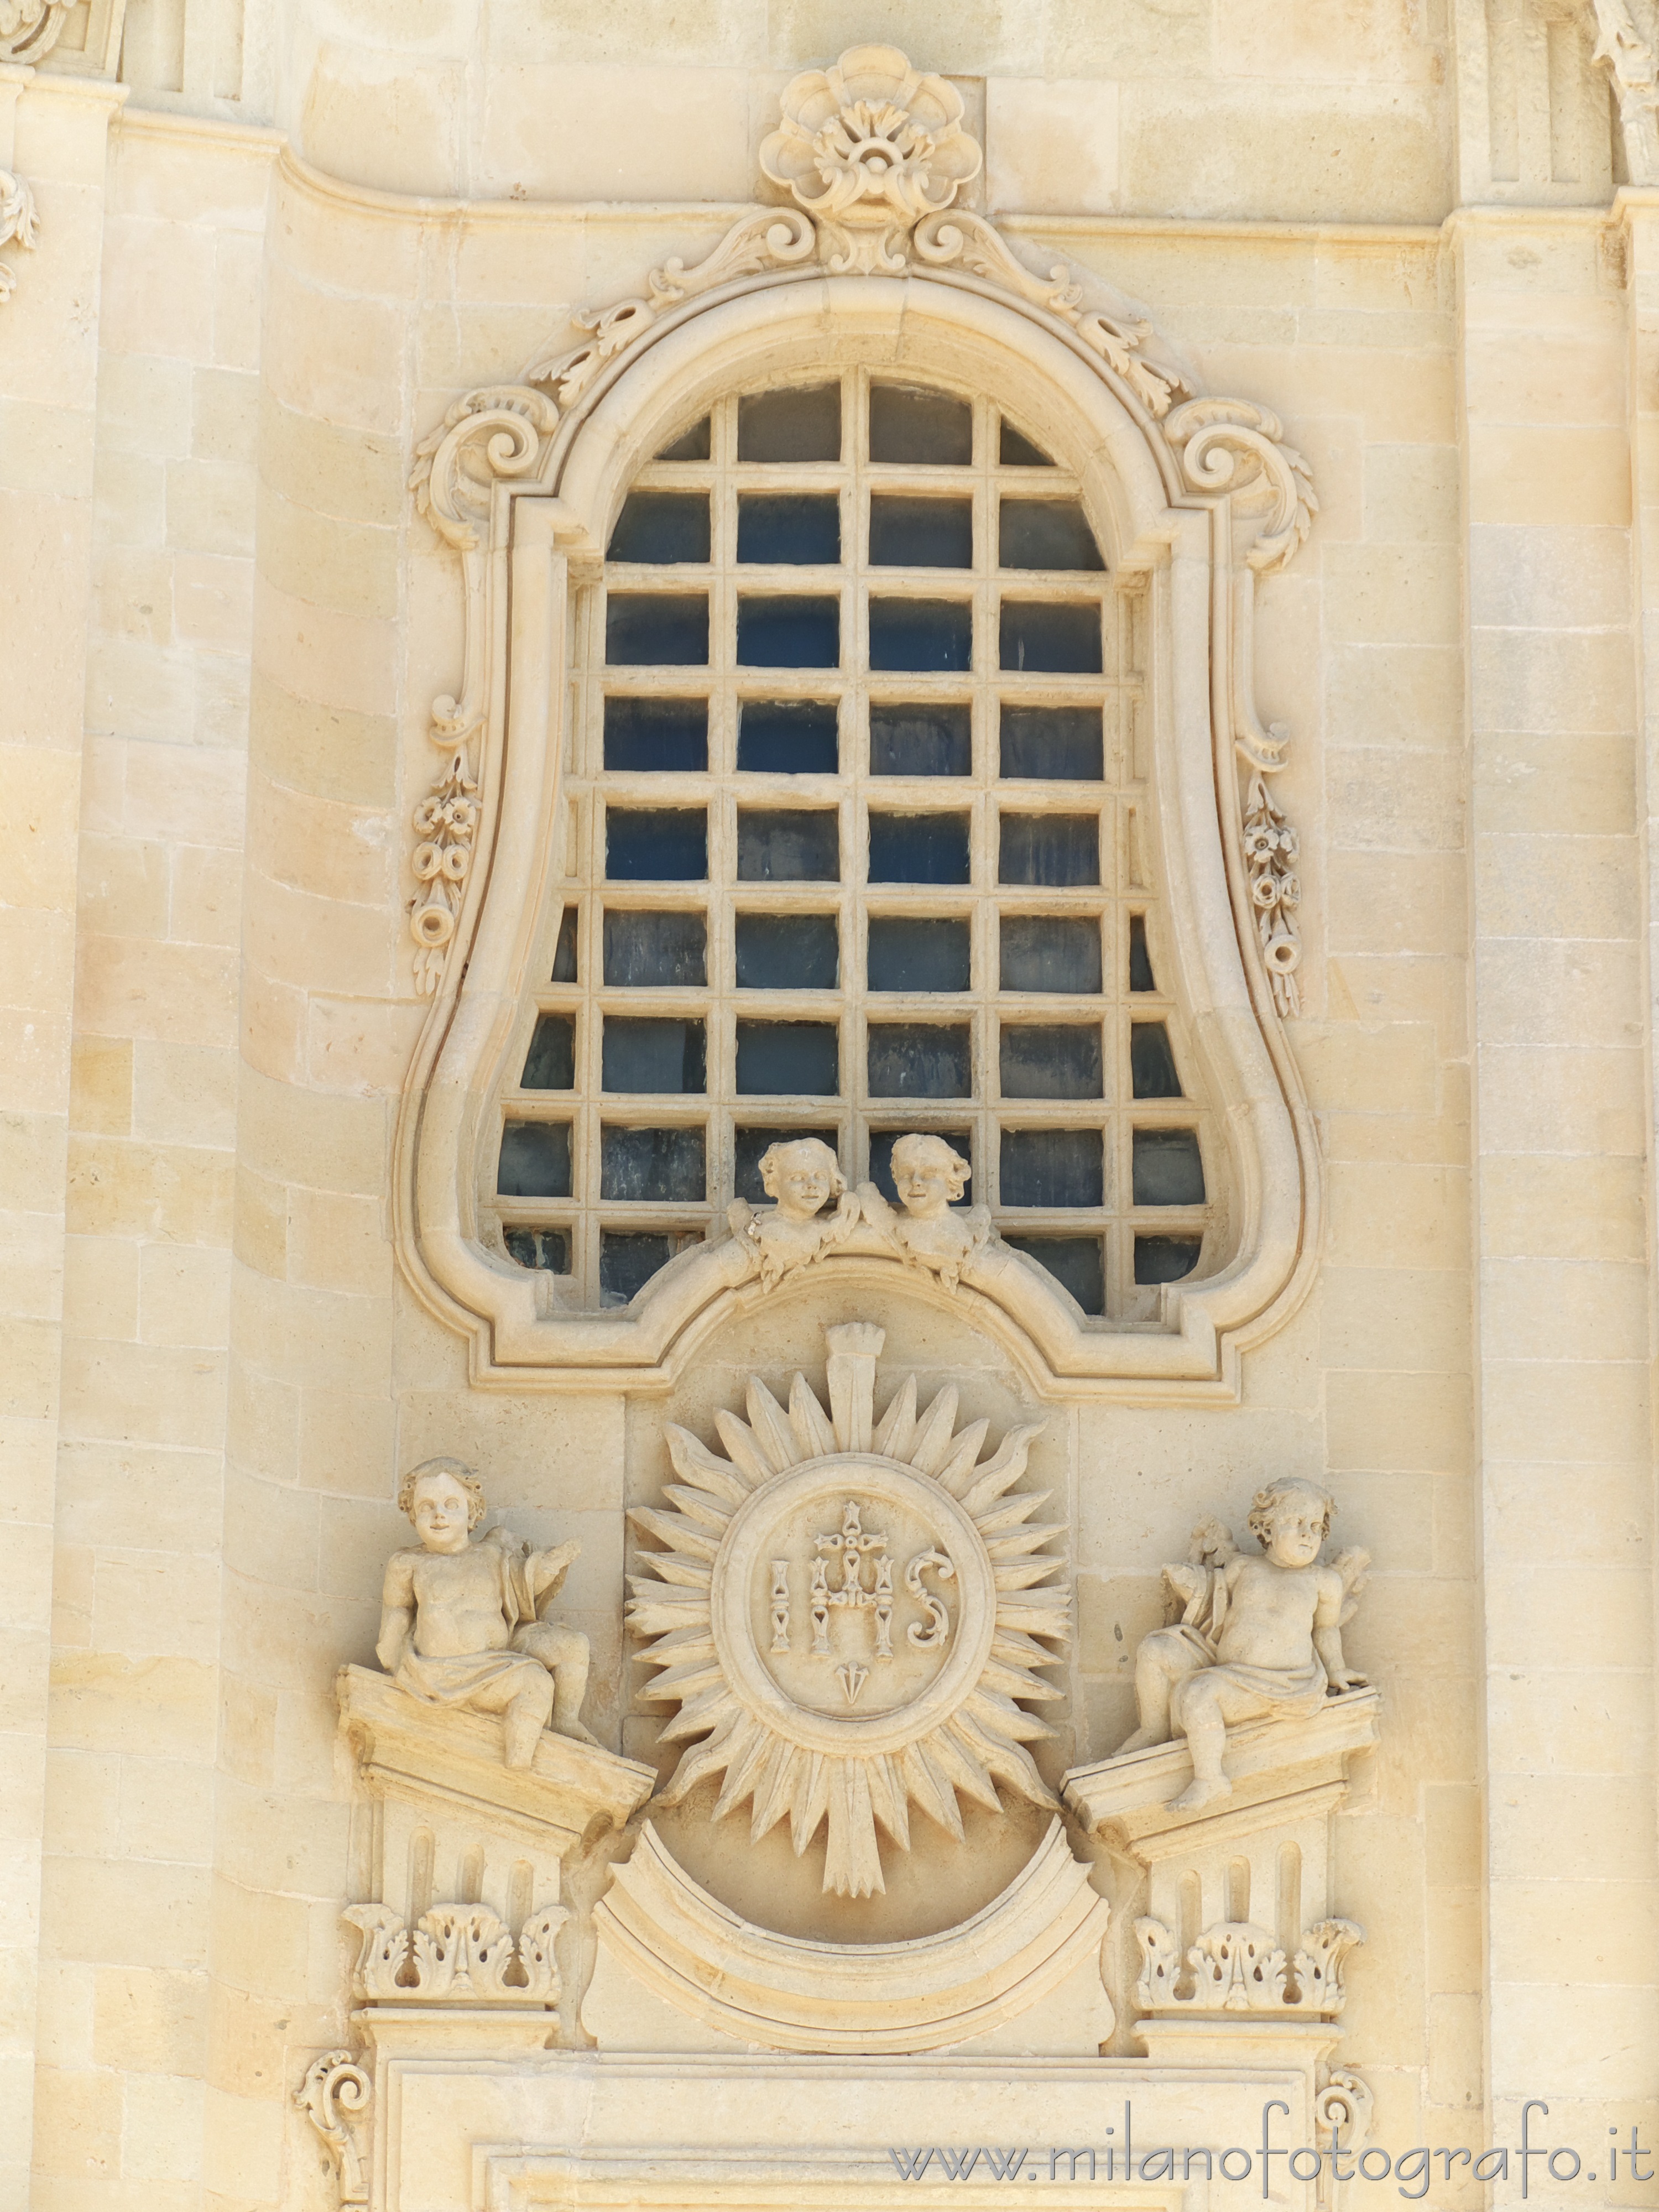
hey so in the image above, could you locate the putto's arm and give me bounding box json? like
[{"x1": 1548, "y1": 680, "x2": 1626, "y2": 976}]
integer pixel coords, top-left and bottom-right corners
[
  {"x1": 375, "y1": 1550, "x2": 418, "y2": 1673},
  {"x1": 1313, "y1": 1565, "x2": 1365, "y2": 1690},
  {"x1": 527, "y1": 1538, "x2": 581, "y2": 1610}
]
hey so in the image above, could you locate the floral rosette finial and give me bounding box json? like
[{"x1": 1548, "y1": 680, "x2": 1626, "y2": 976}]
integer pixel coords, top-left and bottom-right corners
[{"x1": 760, "y1": 44, "x2": 982, "y2": 274}]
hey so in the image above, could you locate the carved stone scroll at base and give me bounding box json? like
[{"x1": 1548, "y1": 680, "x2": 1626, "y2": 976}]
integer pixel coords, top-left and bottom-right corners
[
  {"x1": 295, "y1": 2049, "x2": 371, "y2": 2208},
  {"x1": 586, "y1": 1816, "x2": 1111, "y2": 2054}
]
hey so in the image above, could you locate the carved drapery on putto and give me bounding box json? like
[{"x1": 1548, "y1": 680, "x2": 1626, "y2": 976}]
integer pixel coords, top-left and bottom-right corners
[
  {"x1": 0, "y1": 166, "x2": 37, "y2": 305},
  {"x1": 403, "y1": 43, "x2": 1315, "y2": 1018},
  {"x1": 295, "y1": 2049, "x2": 372, "y2": 2208},
  {"x1": 0, "y1": 0, "x2": 69, "y2": 61}
]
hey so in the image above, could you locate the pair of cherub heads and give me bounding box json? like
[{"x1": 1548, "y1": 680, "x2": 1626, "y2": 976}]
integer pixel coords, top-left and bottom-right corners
[{"x1": 734, "y1": 1131, "x2": 989, "y2": 1295}]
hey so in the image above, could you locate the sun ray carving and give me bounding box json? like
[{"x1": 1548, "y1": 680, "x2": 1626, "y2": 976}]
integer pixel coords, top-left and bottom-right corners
[{"x1": 628, "y1": 1322, "x2": 1070, "y2": 1897}]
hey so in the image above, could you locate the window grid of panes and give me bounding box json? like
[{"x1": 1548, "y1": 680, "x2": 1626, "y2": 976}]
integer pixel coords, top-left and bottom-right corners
[{"x1": 491, "y1": 372, "x2": 1214, "y2": 1316}]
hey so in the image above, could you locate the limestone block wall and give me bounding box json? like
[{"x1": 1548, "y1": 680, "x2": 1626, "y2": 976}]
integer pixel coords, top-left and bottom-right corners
[{"x1": 34, "y1": 108, "x2": 272, "y2": 2210}]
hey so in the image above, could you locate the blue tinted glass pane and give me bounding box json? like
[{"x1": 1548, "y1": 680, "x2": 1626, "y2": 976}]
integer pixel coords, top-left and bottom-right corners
[
  {"x1": 867, "y1": 812, "x2": 971, "y2": 884},
  {"x1": 999, "y1": 420, "x2": 1053, "y2": 467},
  {"x1": 657, "y1": 416, "x2": 710, "y2": 461},
  {"x1": 606, "y1": 808, "x2": 707, "y2": 881},
  {"x1": 1130, "y1": 1021, "x2": 1183, "y2": 1098},
  {"x1": 551, "y1": 907, "x2": 578, "y2": 982},
  {"x1": 867, "y1": 1023, "x2": 971, "y2": 1098},
  {"x1": 600, "y1": 1230, "x2": 688, "y2": 1306},
  {"x1": 733, "y1": 1124, "x2": 838, "y2": 1203},
  {"x1": 998, "y1": 500, "x2": 1103, "y2": 571},
  {"x1": 999, "y1": 915, "x2": 1102, "y2": 994},
  {"x1": 1007, "y1": 1235, "x2": 1104, "y2": 1313},
  {"x1": 999, "y1": 602, "x2": 1102, "y2": 673},
  {"x1": 1000, "y1": 706, "x2": 1103, "y2": 780},
  {"x1": 521, "y1": 1014, "x2": 574, "y2": 1089},
  {"x1": 602, "y1": 910, "x2": 706, "y2": 987},
  {"x1": 867, "y1": 916, "x2": 970, "y2": 992},
  {"x1": 1000, "y1": 1128, "x2": 1104, "y2": 1207},
  {"x1": 606, "y1": 594, "x2": 709, "y2": 665},
  {"x1": 999, "y1": 1024, "x2": 1102, "y2": 1099},
  {"x1": 737, "y1": 810, "x2": 839, "y2": 881},
  {"x1": 600, "y1": 1124, "x2": 706, "y2": 1202},
  {"x1": 998, "y1": 813, "x2": 1099, "y2": 886},
  {"x1": 602, "y1": 1016, "x2": 706, "y2": 1092},
  {"x1": 503, "y1": 1225, "x2": 571, "y2": 1274},
  {"x1": 868, "y1": 1128, "x2": 973, "y2": 1204},
  {"x1": 738, "y1": 699, "x2": 838, "y2": 773},
  {"x1": 1129, "y1": 914, "x2": 1156, "y2": 991},
  {"x1": 737, "y1": 494, "x2": 841, "y2": 564},
  {"x1": 497, "y1": 1119, "x2": 571, "y2": 1197},
  {"x1": 1132, "y1": 1126, "x2": 1206, "y2": 1206},
  {"x1": 869, "y1": 703, "x2": 972, "y2": 776},
  {"x1": 736, "y1": 595, "x2": 840, "y2": 668},
  {"x1": 603, "y1": 697, "x2": 708, "y2": 771},
  {"x1": 738, "y1": 383, "x2": 841, "y2": 462},
  {"x1": 1135, "y1": 1233, "x2": 1202, "y2": 1285},
  {"x1": 735, "y1": 1020, "x2": 839, "y2": 1095},
  {"x1": 735, "y1": 912, "x2": 839, "y2": 989},
  {"x1": 869, "y1": 497, "x2": 973, "y2": 567},
  {"x1": 869, "y1": 383, "x2": 972, "y2": 465},
  {"x1": 869, "y1": 598, "x2": 973, "y2": 672},
  {"x1": 608, "y1": 492, "x2": 711, "y2": 563}
]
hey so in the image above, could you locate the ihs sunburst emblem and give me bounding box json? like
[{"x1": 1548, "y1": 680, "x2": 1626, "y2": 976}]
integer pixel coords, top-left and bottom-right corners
[{"x1": 627, "y1": 1323, "x2": 1071, "y2": 1897}]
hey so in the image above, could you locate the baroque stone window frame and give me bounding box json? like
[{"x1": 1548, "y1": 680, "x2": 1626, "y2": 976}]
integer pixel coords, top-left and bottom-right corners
[{"x1": 397, "y1": 225, "x2": 1319, "y2": 1398}]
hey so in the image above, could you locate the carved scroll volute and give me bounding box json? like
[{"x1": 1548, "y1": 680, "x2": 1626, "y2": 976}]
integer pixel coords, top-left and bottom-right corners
[
  {"x1": 295, "y1": 2049, "x2": 372, "y2": 2208},
  {"x1": 0, "y1": 0, "x2": 70, "y2": 62}
]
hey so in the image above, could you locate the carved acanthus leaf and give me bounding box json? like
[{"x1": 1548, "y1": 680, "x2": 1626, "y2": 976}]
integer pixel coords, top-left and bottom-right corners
[
  {"x1": 1133, "y1": 1913, "x2": 1363, "y2": 2016},
  {"x1": 342, "y1": 1898, "x2": 569, "y2": 2002},
  {"x1": 1166, "y1": 397, "x2": 1317, "y2": 575}
]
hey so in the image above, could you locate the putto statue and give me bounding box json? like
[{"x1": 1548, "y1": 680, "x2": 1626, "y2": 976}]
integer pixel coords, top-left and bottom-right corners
[
  {"x1": 1117, "y1": 1477, "x2": 1368, "y2": 1812},
  {"x1": 375, "y1": 1457, "x2": 596, "y2": 1765},
  {"x1": 864, "y1": 1132, "x2": 992, "y2": 1293},
  {"x1": 728, "y1": 1136, "x2": 861, "y2": 1292}
]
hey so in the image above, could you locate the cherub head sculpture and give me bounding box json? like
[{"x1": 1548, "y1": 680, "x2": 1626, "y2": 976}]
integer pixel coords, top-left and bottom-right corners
[
  {"x1": 758, "y1": 1136, "x2": 847, "y2": 1222},
  {"x1": 396, "y1": 1455, "x2": 488, "y2": 1548},
  {"x1": 890, "y1": 1132, "x2": 971, "y2": 1219},
  {"x1": 1246, "y1": 1474, "x2": 1334, "y2": 1568}
]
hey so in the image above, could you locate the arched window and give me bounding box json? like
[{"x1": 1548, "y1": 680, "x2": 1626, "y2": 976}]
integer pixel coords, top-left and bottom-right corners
[{"x1": 485, "y1": 369, "x2": 1217, "y2": 1320}]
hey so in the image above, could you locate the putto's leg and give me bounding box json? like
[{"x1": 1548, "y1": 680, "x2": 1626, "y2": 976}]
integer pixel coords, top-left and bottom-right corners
[
  {"x1": 518, "y1": 1622, "x2": 599, "y2": 1747},
  {"x1": 1165, "y1": 1674, "x2": 1234, "y2": 1812},
  {"x1": 1117, "y1": 1629, "x2": 1199, "y2": 1755},
  {"x1": 502, "y1": 1673, "x2": 556, "y2": 1767}
]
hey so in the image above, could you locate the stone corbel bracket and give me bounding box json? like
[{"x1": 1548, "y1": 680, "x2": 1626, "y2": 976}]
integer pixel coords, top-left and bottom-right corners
[
  {"x1": 389, "y1": 43, "x2": 1321, "y2": 1396},
  {"x1": 1065, "y1": 1689, "x2": 1379, "y2": 2055},
  {"x1": 295, "y1": 2048, "x2": 371, "y2": 2208}
]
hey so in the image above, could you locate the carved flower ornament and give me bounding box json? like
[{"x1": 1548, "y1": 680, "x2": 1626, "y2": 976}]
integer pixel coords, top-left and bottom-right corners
[{"x1": 760, "y1": 45, "x2": 982, "y2": 273}]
